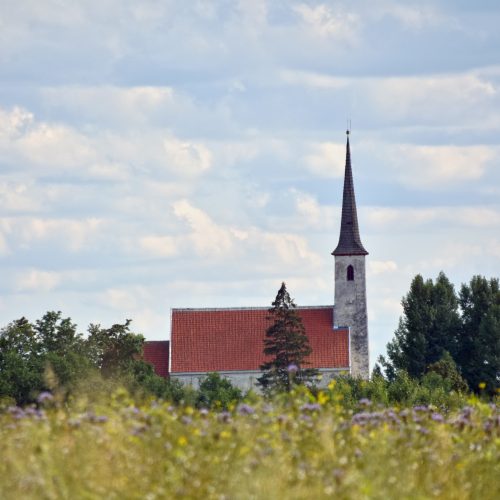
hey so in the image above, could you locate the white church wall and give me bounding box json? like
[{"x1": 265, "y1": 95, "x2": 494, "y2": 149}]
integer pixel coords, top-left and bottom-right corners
[{"x1": 171, "y1": 368, "x2": 350, "y2": 393}]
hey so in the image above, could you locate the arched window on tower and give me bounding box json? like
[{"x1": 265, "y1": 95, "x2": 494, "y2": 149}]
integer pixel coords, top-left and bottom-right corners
[{"x1": 347, "y1": 265, "x2": 354, "y2": 281}]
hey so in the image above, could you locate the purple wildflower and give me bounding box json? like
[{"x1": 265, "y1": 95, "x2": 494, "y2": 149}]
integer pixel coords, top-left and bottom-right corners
[
  {"x1": 359, "y1": 398, "x2": 372, "y2": 407},
  {"x1": 431, "y1": 412, "x2": 445, "y2": 423},
  {"x1": 8, "y1": 406, "x2": 26, "y2": 419},
  {"x1": 413, "y1": 405, "x2": 429, "y2": 412},
  {"x1": 37, "y1": 391, "x2": 54, "y2": 404},
  {"x1": 351, "y1": 412, "x2": 371, "y2": 425},
  {"x1": 237, "y1": 403, "x2": 255, "y2": 415},
  {"x1": 300, "y1": 403, "x2": 321, "y2": 412},
  {"x1": 287, "y1": 364, "x2": 299, "y2": 373}
]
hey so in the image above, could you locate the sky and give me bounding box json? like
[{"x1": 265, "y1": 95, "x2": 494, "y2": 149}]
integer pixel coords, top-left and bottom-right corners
[{"x1": 1, "y1": 0, "x2": 500, "y2": 366}]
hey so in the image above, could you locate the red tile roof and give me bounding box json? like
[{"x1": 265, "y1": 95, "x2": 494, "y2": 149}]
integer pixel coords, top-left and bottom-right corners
[
  {"x1": 143, "y1": 341, "x2": 170, "y2": 378},
  {"x1": 171, "y1": 306, "x2": 349, "y2": 373}
]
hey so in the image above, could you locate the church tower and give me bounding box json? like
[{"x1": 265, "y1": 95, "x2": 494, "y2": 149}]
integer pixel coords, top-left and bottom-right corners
[{"x1": 332, "y1": 131, "x2": 369, "y2": 379}]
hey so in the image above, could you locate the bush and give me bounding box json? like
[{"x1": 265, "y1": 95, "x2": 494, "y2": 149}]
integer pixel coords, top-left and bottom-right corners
[{"x1": 196, "y1": 372, "x2": 243, "y2": 409}]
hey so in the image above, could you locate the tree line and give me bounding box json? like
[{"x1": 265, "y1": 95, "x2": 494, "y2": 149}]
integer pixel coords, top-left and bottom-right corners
[
  {"x1": 378, "y1": 272, "x2": 500, "y2": 394},
  {"x1": 1, "y1": 272, "x2": 498, "y2": 407}
]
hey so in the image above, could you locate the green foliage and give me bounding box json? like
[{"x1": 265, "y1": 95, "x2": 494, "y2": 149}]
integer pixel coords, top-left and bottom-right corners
[
  {"x1": 85, "y1": 319, "x2": 144, "y2": 377},
  {"x1": 457, "y1": 276, "x2": 500, "y2": 394},
  {"x1": 425, "y1": 351, "x2": 468, "y2": 393},
  {"x1": 1, "y1": 390, "x2": 498, "y2": 499},
  {"x1": 196, "y1": 372, "x2": 243, "y2": 409},
  {"x1": 258, "y1": 282, "x2": 318, "y2": 393},
  {"x1": 383, "y1": 272, "x2": 460, "y2": 379},
  {"x1": 382, "y1": 273, "x2": 499, "y2": 394},
  {"x1": 0, "y1": 312, "x2": 160, "y2": 405}
]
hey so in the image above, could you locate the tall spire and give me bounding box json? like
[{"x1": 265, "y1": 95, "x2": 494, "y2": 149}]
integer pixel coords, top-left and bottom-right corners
[{"x1": 332, "y1": 130, "x2": 368, "y2": 256}]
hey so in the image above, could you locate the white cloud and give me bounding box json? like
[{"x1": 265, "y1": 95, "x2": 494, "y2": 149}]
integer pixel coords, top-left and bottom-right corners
[
  {"x1": 172, "y1": 199, "x2": 234, "y2": 257},
  {"x1": 8, "y1": 217, "x2": 104, "y2": 252},
  {"x1": 392, "y1": 144, "x2": 495, "y2": 187},
  {"x1": 103, "y1": 286, "x2": 151, "y2": 312},
  {"x1": 379, "y1": 3, "x2": 452, "y2": 30},
  {"x1": 18, "y1": 123, "x2": 96, "y2": 169},
  {"x1": 140, "y1": 235, "x2": 178, "y2": 258},
  {"x1": 16, "y1": 269, "x2": 61, "y2": 292},
  {"x1": 42, "y1": 85, "x2": 176, "y2": 124},
  {"x1": 370, "y1": 73, "x2": 496, "y2": 120},
  {"x1": 304, "y1": 142, "x2": 345, "y2": 178},
  {"x1": 163, "y1": 136, "x2": 213, "y2": 176},
  {"x1": 279, "y1": 69, "x2": 348, "y2": 90},
  {"x1": 294, "y1": 191, "x2": 322, "y2": 224},
  {"x1": 0, "y1": 106, "x2": 34, "y2": 140},
  {"x1": 369, "y1": 260, "x2": 398, "y2": 275},
  {"x1": 0, "y1": 182, "x2": 40, "y2": 212},
  {"x1": 0, "y1": 231, "x2": 9, "y2": 255},
  {"x1": 366, "y1": 206, "x2": 500, "y2": 230},
  {"x1": 171, "y1": 199, "x2": 322, "y2": 268},
  {"x1": 261, "y1": 232, "x2": 321, "y2": 266},
  {"x1": 293, "y1": 4, "x2": 359, "y2": 42}
]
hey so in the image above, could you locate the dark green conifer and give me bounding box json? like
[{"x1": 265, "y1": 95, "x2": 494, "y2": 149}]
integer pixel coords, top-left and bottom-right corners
[{"x1": 258, "y1": 282, "x2": 317, "y2": 393}]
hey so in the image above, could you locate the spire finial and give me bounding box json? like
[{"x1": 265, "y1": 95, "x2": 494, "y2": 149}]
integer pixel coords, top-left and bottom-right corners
[{"x1": 346, "y1": 119, "x2": 351, "y2": 136}]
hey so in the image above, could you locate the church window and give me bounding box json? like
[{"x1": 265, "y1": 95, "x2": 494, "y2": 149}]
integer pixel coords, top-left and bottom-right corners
[{"x1": 347, "y1": 265, "x2": 354, "y2": 281}]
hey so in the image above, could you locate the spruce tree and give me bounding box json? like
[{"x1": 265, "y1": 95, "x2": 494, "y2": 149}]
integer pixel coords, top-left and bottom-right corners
[{"x1": 258, "y1": 282, "x2": 318, "y2": 393}]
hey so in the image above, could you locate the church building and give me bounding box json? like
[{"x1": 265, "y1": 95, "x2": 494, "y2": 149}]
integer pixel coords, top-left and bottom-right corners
[{"x1": 143, "y1": 131, "x2": 369, "y2": 389}]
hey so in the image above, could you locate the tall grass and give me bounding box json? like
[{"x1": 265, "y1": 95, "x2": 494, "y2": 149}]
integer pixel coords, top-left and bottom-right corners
[{"x1": 1, "y1": 385, "x2": 499, "y2": 499}]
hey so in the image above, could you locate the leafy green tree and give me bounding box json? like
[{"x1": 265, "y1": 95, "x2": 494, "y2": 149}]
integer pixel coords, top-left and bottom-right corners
[
  {"x1": 85, "y1": 320, "x2": 145, "y2": 378},
  {"x1": 457, "y1": 276, "x2": 500, "y2": 392},
  {"x1": 0, "y1": 313, "x2": 153, "y2": 404},
  {"x1": 196, "y1": 372, "x2": 242, "y2": 409},
  {"x1": 424, "y1": 351, "x2": 468, "y2": 393},
  {"x1": 258, "y1": 282, "x2": 318, "y2": 393}
]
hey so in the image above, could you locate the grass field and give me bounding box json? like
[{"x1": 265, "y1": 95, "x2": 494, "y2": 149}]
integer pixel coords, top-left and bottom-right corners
[{"x1": 1, "y1": 386, "x2": 499, "y2": 499}]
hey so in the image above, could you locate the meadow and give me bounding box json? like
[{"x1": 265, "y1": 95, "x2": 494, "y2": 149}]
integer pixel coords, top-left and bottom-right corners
[{"x1": 1, "y1": 383, "x2": 499, "y2": 500}]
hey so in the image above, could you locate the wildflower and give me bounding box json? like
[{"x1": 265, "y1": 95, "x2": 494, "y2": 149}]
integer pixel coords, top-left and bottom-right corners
[
  {"x1": 317, "y1": 391, "x2": 329, "y2": 405},
  {"x1": 359, "y1": 398, "x2": 372, "y2": 407},
  {"x1": 237, "y1": 403, "x2": 255, "y2": 415},
  {"x1": 413, "y1": 405, "x2": 429, "y2": 412},
  {"x1": 37, "y1": 391, "x2": 54, "y2": 404},
  {"x1": 431, "y1": 412, "x2": 445, "y2": 423},
  {"x1": 327, "y1": 379, "x2": 336, "y2": 390},
  {"x1": 300, "y1": 403, "x2": 321, "y2": 412},
  {"x1": 351, "y1": 412, "x2": 371, "y2": 425},
  {"x1": 8, "y1": 406, "x2": 26, "y2": 419},
  {"x1": 478, "y1": 382, "x2": 486, "y2": 390},
  {"x1": 287, "y1": 364, "x2": 298, "y2": 373}
]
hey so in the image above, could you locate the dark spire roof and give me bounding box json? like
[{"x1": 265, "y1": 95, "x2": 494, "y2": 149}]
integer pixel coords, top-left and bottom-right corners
[{"x1": 332, "y1": 131, "x2": 368, "y2": 256}]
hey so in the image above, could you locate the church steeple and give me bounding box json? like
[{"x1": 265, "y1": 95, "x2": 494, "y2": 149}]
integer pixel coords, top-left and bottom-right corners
[
  {"x1": 332, "y1": 129, "x2": 369, "y2": 379},
  {"x1": 332, "y1": 131, "x2": 368, "y2": 256}
]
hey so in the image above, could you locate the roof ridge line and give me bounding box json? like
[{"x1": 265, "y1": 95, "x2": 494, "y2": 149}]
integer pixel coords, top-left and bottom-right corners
[{"x1": 172, "y1": 305, "x2": 334, "y2": 312}]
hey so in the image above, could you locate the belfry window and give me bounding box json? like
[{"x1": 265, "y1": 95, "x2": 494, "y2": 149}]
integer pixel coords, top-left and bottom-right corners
[{"x1": 347, "y1": 265, "x2": 354, "y2": 281}]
